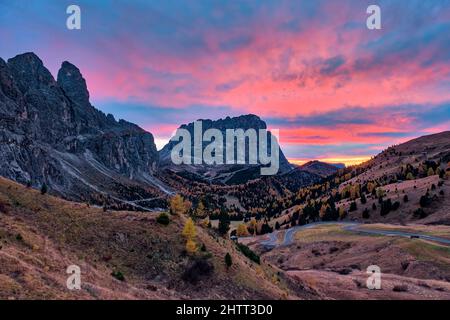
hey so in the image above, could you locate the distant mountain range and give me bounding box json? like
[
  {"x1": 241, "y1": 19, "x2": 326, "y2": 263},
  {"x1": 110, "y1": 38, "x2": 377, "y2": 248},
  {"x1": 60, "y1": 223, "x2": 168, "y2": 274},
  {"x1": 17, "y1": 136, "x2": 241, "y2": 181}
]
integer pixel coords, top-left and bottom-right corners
[
  {"x1": 1, "y1": 52, "x2": 447, "y2": 214},
  {"x1": 298, "y1": 160, "x2": 342, "y2": 177}
]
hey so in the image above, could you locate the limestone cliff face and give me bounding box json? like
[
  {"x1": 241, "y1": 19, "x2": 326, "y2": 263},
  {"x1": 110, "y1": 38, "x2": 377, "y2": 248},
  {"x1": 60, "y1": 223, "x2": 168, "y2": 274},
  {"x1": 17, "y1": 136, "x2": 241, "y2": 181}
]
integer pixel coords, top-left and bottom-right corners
[
  {"x1": 0, "y1": 52, "x2": 162, "y2": 202},
  {"x1": 159, "y1": 114, "x2": 292, "y2": 184}
]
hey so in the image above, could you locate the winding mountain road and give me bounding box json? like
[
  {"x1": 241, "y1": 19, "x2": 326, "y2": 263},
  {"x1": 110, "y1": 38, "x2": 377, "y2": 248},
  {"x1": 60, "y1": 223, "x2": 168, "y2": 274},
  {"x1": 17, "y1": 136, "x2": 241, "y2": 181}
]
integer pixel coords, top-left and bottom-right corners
[{"x1": 256, "y1": 222, "x2": 450, "y2": 249}]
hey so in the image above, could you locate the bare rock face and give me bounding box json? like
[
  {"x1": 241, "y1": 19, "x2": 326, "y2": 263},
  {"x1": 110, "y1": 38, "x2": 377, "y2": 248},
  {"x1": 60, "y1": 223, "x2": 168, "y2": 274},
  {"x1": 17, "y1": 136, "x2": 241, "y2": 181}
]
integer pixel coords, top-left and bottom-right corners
[
  {"x1": 0, "y1": 52, "x2": 163, "y2": 205},
  {"x1": 159, "y1": 114, "x2": 293, "y2": 184}
]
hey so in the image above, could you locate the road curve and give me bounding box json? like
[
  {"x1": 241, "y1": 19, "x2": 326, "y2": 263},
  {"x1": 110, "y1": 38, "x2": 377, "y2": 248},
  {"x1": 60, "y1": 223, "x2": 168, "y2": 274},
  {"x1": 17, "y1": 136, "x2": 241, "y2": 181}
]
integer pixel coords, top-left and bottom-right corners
[
  {"x1": 252, "y1": 222, "x2": 450, "y2": 249},
  {"x1": 344, "y1": 224, "x2": 450, "y2": 245}
]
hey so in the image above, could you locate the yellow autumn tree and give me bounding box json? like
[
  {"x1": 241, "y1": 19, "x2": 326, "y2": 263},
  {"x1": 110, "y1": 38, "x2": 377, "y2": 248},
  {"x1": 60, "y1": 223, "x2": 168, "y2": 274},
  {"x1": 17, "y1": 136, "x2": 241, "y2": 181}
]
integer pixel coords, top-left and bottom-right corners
[
  {"x1": 185, "y1": 239, "x2": 197, "y2": 255},
  {"x1": 339, "y1": 206, "x2": 346, "y2": 219},
  {"x1": 350, "y1": 184, "x2": 360, "y2": 200},
  {"x1": 427, "y1": 167, "x2": 435, "y2": 176},
  {"x1": 194, "y1": 201, "x2": 205, "y2": 218},
  {"x1": 201, "y1": 217, "x2": 210, "y2": 228},
  {"x1": 406, "y1": 172, "x2": 414, "y2": 180},
  {"x1": 182, "y1": 218, "x2": 196, "y2": 239},
  {"x1": 367, "y1": 182, "x2": 376, "y2": 193},
  {"x1": 170, "y1": 194, "x2": 190, "y2": 215},
  {"x1": 319, "y1": 204, "x2": 329, "y2": 219},
  {"x1": 376, "y1": 187, "x2": 385, "y2": 198},
  {"x1": 182, "y1": 218, "x2": 197, "y2": 255},
  {"x1": 249, "y1": 218, "x2": 258, "y2": 236},
  {"x1": 236, "y1": 224, "x2": 250, "y2": 237}
]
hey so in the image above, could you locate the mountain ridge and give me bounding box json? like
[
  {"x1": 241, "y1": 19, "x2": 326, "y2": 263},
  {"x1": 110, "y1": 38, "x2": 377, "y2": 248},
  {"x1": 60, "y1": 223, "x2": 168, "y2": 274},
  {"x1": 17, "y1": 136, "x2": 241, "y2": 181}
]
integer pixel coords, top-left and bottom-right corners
[
  {"x1": 1, "y1": 52, "x2": 297, "y2": 207},
  {"x1": 0, "y1": 52, "x2": 164, "y2": 207}
]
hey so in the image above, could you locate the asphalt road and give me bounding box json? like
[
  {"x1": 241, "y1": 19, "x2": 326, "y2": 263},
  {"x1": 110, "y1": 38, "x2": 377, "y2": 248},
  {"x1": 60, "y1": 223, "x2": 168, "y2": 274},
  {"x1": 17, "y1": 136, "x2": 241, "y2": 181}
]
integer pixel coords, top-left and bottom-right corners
[
  {"x1": 255, "y1": 222, "x2": 450, "y2": 249},
  {"x1": 343, "y1": 224, "x2": 450, "y2": 245}
]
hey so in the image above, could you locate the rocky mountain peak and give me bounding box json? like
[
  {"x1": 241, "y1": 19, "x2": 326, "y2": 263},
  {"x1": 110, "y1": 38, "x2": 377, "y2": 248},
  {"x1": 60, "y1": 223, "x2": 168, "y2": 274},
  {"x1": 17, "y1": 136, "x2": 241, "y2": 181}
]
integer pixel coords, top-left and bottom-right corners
[
  {"x1": 188, "y1": 114, "x2": 266, "y2": 131},
  {"x1": 0, "y1": 52, "x2": 163, "y2": 203},
  {"x1": 7, "y1": 52, "x2": 55, "y2": 92},
  {"x1": 0, "y1": 57, "x2": 21, "y2": 102},
  {"x1": 57, "y1": 61, "x2": 90, "y2": 107},
  {"x1": 159, "y1": 114, "x2": 292, "y2": 182}
]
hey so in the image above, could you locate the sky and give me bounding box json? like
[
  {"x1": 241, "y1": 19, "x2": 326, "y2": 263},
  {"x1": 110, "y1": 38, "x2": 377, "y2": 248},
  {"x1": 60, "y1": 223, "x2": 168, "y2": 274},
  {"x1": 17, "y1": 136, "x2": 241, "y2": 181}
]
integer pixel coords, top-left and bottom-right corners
[{"x1": 1, "y1": 0, "x2": 449, "y2": 166}]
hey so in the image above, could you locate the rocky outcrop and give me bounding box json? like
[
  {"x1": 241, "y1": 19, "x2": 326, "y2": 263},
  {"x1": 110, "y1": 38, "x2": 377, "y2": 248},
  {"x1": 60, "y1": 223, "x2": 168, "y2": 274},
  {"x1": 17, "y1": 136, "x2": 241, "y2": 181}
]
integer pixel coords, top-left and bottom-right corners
[{"x1": 0, "y1": 52, "x2": 164, "y2": 205}]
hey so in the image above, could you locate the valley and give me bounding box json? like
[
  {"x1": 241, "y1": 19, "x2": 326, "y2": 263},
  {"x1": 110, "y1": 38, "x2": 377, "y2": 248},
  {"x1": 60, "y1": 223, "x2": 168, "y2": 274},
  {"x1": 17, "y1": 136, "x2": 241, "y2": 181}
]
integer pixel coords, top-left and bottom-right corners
[{"x1": 245, "y1": 222, "x2": 450, "y2": 299}]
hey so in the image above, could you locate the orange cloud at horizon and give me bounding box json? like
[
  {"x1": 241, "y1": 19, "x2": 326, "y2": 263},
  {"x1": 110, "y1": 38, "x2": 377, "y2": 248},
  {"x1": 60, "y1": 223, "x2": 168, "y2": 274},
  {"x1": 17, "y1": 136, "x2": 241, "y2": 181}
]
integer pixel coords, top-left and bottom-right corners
[{"x1": 289, "y1": 156, "x2": 371, "y2": 167}]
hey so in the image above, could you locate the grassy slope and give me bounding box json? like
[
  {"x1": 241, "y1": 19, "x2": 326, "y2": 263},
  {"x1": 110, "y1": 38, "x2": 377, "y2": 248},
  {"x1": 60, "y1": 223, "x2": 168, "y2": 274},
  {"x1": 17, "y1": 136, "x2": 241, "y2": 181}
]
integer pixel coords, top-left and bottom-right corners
[
  {"x1": 260, "y1": 224, "x2": 450, "y2": 299},
  {"x1": 274, "y1": 132, "x2": 450, "y2": 226},
  {"x1": 0, "y1": 177, "x2": 302, "y2": 300}
]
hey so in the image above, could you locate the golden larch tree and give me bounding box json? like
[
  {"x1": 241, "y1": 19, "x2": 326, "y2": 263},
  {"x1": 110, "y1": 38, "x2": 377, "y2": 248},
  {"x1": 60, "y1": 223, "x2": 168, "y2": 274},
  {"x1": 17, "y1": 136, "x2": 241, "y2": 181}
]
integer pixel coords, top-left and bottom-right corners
[
  {"x1": 170, "y1": 194, "x2": 191, "y2": 215},
  {"x1": 185, "y1": 239, "x2": 197, "y2": 255},
  {"x1": 236, "y1": 224, "x2": 250, "y2": 237},
  {"x1": 182, "y1": 217, "x2": 196, "y2": 239}
]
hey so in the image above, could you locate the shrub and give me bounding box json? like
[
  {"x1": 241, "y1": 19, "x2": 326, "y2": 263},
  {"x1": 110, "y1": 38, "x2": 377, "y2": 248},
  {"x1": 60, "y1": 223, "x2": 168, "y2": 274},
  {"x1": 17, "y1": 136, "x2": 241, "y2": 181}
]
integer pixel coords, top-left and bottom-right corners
[
  {"x1": 360, "y1": 193, "x2": 367, "y2": 204},
  {"x1": 40, "y1": 183, "x2": 48, "y2": 195},
  {"x1": 15, "y1": 233, "x2": 23, "y2": 241},
  {"x1": 380, "y1": 199, "x2": 392, "y2": 216},
  {"x1": 111, "y1": 270, "x2": 125, "y2": 281},
  {"x1": 156, "y1": 212, "x2": 170, "y2": 225},
  {"x1": 218, "y1": 211, "x2": 230, "y2": 236},
  {"x1": 419, "y1": 193, "x2": 431, "y2": 207},
  {"x1": 182, "y1": 258, "x2": 214, "y2": 284},
  {"x1": 392, "y1": 201, "x2": 400, "y2": 211},
  {"x1": 393, "y1": 285, "x2": 408, "y2": 292},
  {"x1": 413, "y1": 208, "x2": 427, "y2": 219},
  {"x1": 260, "y1": 223, "x2": 273, "y2": 235},
  {"x1": 236, "y1": 243, "x2": 260, "y2": 264},
  {"x1": 225, "y1": 253, "x2": 232, "y2": 269},
  {"x1": 362, "y1": 208, "x2": 370, "y2": 219},
  {"x1": 403, "y1": 194, "x2": 409, "y2": 202},
  {"x1": 0, "y1": 201, "x2": 8, "y2": 214}
]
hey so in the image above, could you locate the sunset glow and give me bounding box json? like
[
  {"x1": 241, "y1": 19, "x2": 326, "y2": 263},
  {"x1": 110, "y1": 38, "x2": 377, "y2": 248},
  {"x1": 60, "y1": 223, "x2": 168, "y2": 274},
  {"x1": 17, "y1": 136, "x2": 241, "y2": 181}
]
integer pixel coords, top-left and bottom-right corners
[
  {"x1": 289, "y1": 157, "x2": 372, "y2": 167},
  {"x1": 1, "y1": 0, "x2": 449, "y2": 162}
]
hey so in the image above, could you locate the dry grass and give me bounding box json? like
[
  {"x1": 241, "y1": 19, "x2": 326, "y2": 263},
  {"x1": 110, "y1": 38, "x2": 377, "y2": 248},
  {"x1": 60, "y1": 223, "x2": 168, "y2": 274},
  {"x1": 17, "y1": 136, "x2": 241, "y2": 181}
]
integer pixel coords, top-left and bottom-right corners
[
  {"x1": 293, "y1": 224, "x2": 380, "y2": 243},
  {"x1": 0, "y1": 176, "x2": 297, "y2": 300}
]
